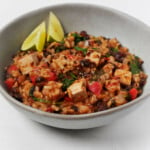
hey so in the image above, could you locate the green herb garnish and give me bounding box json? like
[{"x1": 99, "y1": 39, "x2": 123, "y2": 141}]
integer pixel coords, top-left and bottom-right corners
[
  {"x1": 72, "y1": 33, "x2": 86, "y2": 44},
  {"x1": 62, "y1": 78, "x2": 74, "y2": 91},
  {"x1": 130, "y1": 57, "x2": 140, "y2": 74},
  {"x1": 58, "y1": 72, "x2": 77, "y2": 91},
  {"x1": 111, "y1": 47, "x2": 119, "y2": 53},
  {"x1": 29, "y1": 86, "x2": 35, "y2": 97},
  {"x1": 29, "y1": 86, "x2": 51, "y2": 104},
  {"x1": 70, "y1": 72, "x2": 77, "y2": 80},
  {"x1": 55, "y1": 45, "x2": 66, "y2": 53},
  {"x1": 32, "y1": 97, "x2": 51, "y2": 103},
  {"x1": 105, "y1": 53, "x2": 111, "y2": 57},
  {"x1": 74, "y1": 46, "x2": 87, "y2": 55},
  {"x1": 58, "y1": 73, "x2": 64, "y2": 80},
  {"x1": 92, "y1": 48, "x2": 99, "y2": 50}
]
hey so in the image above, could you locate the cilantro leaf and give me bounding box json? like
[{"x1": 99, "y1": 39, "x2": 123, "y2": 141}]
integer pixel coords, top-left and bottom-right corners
[
  {"x1": 74, "y1": 46, "x2": 87, "y2": 55},
  {"x1": 72, "y1": 33, "x2": 86, "y2": 44},
  {"x1": 130, "y1": 57, "x2": 140, "y2": 74},
  {"x1": 29, "y1": 86, "x2": 51, "y2": 104},
  {"x1": 62, "y1": 78, "x2": 74, "y2": 91},
  {"x1": 111, "y1": 47, "x2": 119, "y2": 53}
]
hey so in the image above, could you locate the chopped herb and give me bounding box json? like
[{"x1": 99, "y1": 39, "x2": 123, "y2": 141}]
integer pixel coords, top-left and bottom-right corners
[
  {"x1": 32, "y1": 97, "x2": 51, "y2": 103},
  {"x1": 72, "y1": 33, "x2": 86, "y2": 44},
  {"x1": 74, "y1": 46, "x2": 87, "y2": 55},
  {"x1": 62, "y1": 78, "x2": 74, "y2": 91},
  {"x1": 70, "y1": 72, "x2": 77, "y2": 80},
  {"x1": 130, "y1": 57, "x2": 140, "y2": 74},
  {"x1": 29, "y1": 86, "x2": 51, "y2": 104},
  {"x1": 29, "y1": 86, "x2": 35, "y2": 97},
  {"x1": 58, "y1": 73, "x2": 64, "y2": 80},
  {"x1": 55, "y1": 45, "x2": 66, "y2": 53},
  {"x1": 105, "y1": 53, "x2": 111, "y2": 57},
  {"x1": 92, "y1": 48, "x2": 99, "y2": 50},
  {"x1": 111, "y1": 47, "x2": 119, "y2": 53}
]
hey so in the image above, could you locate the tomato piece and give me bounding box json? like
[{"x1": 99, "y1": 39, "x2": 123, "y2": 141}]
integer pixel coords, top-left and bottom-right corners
[
  {"x1": 30, "y1": 75, "x2": 38, "y2": 84},
  {"x1": 64, "y1": 96, "x2": 73, "y2": 102},
  {"x1": 88, "y1": 81, "x2": 102, "y2": 96},
  {"x1": 129, "y1": 88, "x2": 138, "y2": 100},
  {"x1": 7, "y1": 65, "x2": 17, "y2": 74},
  {"x1": 5, "y1": 78, "x2": 15, "y2": 89},
  {"x1": 67, "y1": 54, "x2": 75, "y2": 60},
  {"x1": 46, "y1": 107, "x2": 53, "y2": 112},
  {"x1": 47, "y1": 72, "x2": 57, "y2": 81}
]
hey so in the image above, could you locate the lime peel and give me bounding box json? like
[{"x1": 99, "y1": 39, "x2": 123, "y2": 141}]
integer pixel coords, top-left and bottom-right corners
[
  {"x1": 47, "y1": 12, "x2": 64, "y2": 42},
  {"x1": 21, "y1": 21, "x2": 46, "y2": 51}
]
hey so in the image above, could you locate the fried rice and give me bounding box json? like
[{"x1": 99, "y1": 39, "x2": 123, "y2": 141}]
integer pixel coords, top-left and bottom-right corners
[{"x1": 4, "y1": 31, "x2": 147, "y2": 114}]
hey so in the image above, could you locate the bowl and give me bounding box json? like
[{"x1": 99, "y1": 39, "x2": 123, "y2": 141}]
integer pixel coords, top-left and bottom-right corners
[{"x1": 0, "y1": 3, "x2": 150, "y2": 129}]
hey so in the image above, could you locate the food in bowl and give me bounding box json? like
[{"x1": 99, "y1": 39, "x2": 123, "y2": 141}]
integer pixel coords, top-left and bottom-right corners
[
  {"x1": 4, "y1": 12, "x2": 147, "y2": 115},
  {"x1": 4, "y1": 30, "x2": 147, "y2": 114}
]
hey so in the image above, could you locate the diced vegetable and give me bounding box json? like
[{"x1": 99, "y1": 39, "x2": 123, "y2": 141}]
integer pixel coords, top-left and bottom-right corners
[
  {"x1": 5, "y1": 78, "x2": 15, "y2": 89},
  {"x1": 30, "y1": 75, "x2": 38, "y2": 84},
  {"x1": 7, "y1": 65, "x2": 17, "y2": 74},
  {"x1": 47, "y1": 72, "x2": 57, "y2": 81},
  {"x1": 129, "y1": 88, "x2": 138, "y2": 100},
  {"x1": 88, "y1": 82, "x2": 102, "y2": 96},
  {"x1": 64, "y1": 96, "x2": 73, "y2": 101}
]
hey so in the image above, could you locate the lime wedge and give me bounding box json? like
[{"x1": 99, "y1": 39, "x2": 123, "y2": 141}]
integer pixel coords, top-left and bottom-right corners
[
  {"x1": 21, "y1": 21, "x2": 46, "y2": 51},
  {"x1": 47, "y1": 12, "x2": 64, "y2": 42}
]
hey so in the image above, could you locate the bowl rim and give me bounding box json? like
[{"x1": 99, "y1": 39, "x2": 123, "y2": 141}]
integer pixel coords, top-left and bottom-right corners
[{"x1": 0, "y1": 2, "x2": 150, "y2": 120}]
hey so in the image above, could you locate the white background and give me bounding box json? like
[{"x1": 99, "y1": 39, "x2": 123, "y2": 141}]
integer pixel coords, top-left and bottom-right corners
[{"x1": 0, "y1": 0, "x2": 150, "y2": 150}]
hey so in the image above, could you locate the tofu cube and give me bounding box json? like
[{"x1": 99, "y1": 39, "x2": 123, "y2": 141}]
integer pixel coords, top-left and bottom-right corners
[
  {"x1": 114, "y1": 69, "x2": 132, "y2": 85},
  {"x1": 103, "y1": 63, "x2": 114, "y2": 75},
  {"x1": 85, "y1": 51, "x2": 101, "y2": 65},
  {"x1": 18, "y1": 54, "x2": 38, "y2": 74},
  {"x1": 67, "y1": 79, "x2": 87, "y2": 101},
  {"x1": 105, "y1": 79, "x2": 120, "y2": 92}
]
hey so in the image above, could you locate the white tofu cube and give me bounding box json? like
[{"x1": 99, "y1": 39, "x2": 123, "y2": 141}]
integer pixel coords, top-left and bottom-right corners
[
  {"x1": 114, "y1": 69, "x2": 132, "y2": 85},
  {"x1": 105, "y1": 79, "x2": 120, "y2": 92},
  {"x1": 18, "y1": 54, "x2": 38, "y2": 74},
  {"x1": 67, "y1": 78, "x2": 87, "y2": 101},
  {"x1": 85, "y1": 51, "x2": 101, "y2": 65}
]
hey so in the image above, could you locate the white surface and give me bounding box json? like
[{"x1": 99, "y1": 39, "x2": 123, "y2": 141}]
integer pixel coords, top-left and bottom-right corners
[{"x1": 0, "y1": 0, "x2": 150, "y2": 149}]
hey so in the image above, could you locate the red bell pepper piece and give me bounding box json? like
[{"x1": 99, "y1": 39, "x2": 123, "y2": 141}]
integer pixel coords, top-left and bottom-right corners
[
  {"x1": 46, "y1": 107, "x2": 53, "y2": 112},
  {"x1": 88, "y1": 81, "x2": 102, "y2": 96},
  {"x1": 7, "y1": 65, "x2": 17, "y2": 74},
  {"x1": 47, "y1": 72, "x2": 57, "y2": 81},
  {"x1": 5, "y1": 78, "x2": 15, "y2": 89},
  {"x1": 129, "y1": 88, "x2": 138, "y2": 100},
  {"x1": 67, "y1": 54, "x2": 75, "y2": 60},
  {"x1": 64, "y1": 96, "x2": 73, "y2": 102},
  {"x1": 30, "y1": 75, "x2": 38, "y2": 84}
]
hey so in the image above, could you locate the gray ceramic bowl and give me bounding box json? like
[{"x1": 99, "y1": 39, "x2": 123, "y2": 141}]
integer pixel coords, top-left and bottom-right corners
[{"x1": 0, "y1": 3, "x2": 150, "y2": 129}]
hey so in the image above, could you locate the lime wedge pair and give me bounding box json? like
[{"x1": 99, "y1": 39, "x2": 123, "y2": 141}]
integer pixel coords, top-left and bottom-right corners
[{"x1": 21, "y1": 12, "x2": 64, "y2": 51}]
